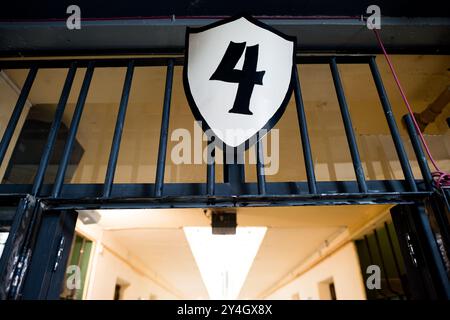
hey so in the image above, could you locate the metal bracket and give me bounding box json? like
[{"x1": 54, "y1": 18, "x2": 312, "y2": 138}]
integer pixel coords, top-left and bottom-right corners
[
  {"x1": 53, "y1": 236, "x2": 65, "y2": 272},
  {"x1": 405, "y1": 233, "x2": 419, "y2": 267}
]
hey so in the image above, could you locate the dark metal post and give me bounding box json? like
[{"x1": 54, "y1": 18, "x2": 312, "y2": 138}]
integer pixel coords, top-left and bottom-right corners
[
  {"x1": 391, "y1": 204, "x2": 450, "y2": 299},
  {"x1": 364, "y1": 235, "x2": 375, "y2": 265},
  {"x1": 206, "y1": 129, "x2": 216, "y2": 196},
  {"x1": 154, "y1": 59, "x2": 174, "y2": 197},
  {"x1": 402, "y1": 114, "x2": 433, "y2": 191},
  {"x1": 413, "y1": 204, "x2": 450, "y2": 299},
  {"x1": 364, "y1": 235, "x2": 388, "y2": 299},
  {"x1": 52, "y1": 62, "x2": 95, "y2": 198},
  {"x1": 0, "y1": 67, "x2": 38, "y2": 167},
  {"x1": 330, "y1": 58, "x2": 368, "y2": 193},
  {"x1": 0, "y1": 196, "x2": 36, "y2": 299},
  {"x1": 103, "y1": 60, "x2": 135, "y2": 198},
  {"x1": 256, "y1": 137, "x2": 266, "y2": 195},
  {"x1": 223, "y1": 146, "x2": 246, "y2": 195},
  {"x1": 384, "y1": 222, "x2": 404, "y2": 283},
  {"x1": 21, "y1": 210, "x2": 78, "y2": 300},
  {"x1": 32, "y1": 63, "x2": 77, "y2": 196},
  {"x1": 369, "y1": 57, "x2": 417, "y2": 192},
  {"x1": 293, "y1": 66, "x2": 317, "y2": 194},
  {"x1": 206, "y1": 154, "x2": 215, "y2": 196},
  {"x1": 374, "y1": 228, "x2": 400, "y2": 295},
  {"x1": 426, "y1": 192, "x2": 450, "y2": 262}
]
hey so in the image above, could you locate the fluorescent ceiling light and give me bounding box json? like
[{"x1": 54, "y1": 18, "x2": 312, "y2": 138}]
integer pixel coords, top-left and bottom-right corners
[{"x1": 184, "y1": 226, "x2": 267, "y2": 300}]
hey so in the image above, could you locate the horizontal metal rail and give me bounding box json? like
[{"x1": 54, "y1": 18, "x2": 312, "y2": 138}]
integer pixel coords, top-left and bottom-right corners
[
  {"x1": 40, "y1": 190, "x2": 431, "y2": 210},
  {"x1": 0, "y1": 180, "x2": 431, "y2": 202},
  {"x1": 0, "y1": 55, "x2": 373, "y2": 69}
]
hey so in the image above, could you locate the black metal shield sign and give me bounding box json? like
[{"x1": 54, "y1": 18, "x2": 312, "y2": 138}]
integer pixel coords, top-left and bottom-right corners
[{"x1": 183, "y1": 15, "x2": 296, "y2": 149}]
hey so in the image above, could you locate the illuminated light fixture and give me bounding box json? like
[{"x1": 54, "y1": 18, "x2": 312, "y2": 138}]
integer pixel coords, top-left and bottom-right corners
[{"x1": 184, "y1": 226, "x2": 267, "y2": 300}]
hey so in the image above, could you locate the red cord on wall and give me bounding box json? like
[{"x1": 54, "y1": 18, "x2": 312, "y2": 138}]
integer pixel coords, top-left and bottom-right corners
[{"x1": 373, "y1": 29, "x2": 450, "y2": 188}]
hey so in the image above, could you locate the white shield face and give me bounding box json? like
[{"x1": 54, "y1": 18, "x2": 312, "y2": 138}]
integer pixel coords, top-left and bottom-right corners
[{"x1": 184, "y1": 16, "x2": 295, "y2": 149}]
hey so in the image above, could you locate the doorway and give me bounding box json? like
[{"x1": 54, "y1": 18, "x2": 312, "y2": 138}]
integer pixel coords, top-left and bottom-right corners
[{"x1": 48, "y1": 205, "x2": 410, "y2": 300}]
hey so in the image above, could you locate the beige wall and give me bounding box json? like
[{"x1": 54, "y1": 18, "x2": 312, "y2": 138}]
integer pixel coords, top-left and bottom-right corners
[
  {"x1": 86, "y1": 245, "x2": 176, "y2": 300},
  {"x1": 266, "y1": 242, "x2": 366, "y2": 300},
  {"x1": 76, "y1": 222, "x2": 179, "y2": 300}
]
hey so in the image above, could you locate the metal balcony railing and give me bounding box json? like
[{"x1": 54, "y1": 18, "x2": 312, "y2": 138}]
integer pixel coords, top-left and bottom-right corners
[{"x1": 0, "y1": 55, "x2": 434, "y2": 209}]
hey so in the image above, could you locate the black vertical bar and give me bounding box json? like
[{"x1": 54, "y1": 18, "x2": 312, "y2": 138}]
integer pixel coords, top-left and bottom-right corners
[
  {"x1": 222, "y1": 149, "x2": 230, "y2": 183},
  {"x1": 427, "y1": 194, "x2": 450, "y2": 261},
  {"x1": 223, "y1": 151, "x2": 229, "y2": 183},
  {"x1": 223, "y1": 146, "x2": 245, "y2": 194},
  {"x1": 374, "y1": 228, "x2": 400, "y2": 295},
  {"x1": 293, "y1": 66, "x2": 317, "y2": 194},
  {"x1": 0, "y1": 195, "x2": 36, "y2": 299},
  {"x1": 102, "y1": 60, "x2": 135, "y2": 198},
  {"x1": 364, "y1": 234, "x2": 388, "y2": 299},
  {"x1": 330, "y1": 58, "x2": 368, "y2": 193},
  {"x1": 0, "y1": 67, "x2": 38, "y2": 167},
  {"x1": 391, "y1": 204, "x2": 450, "y2": 299},
  {"x1": 21, "y1": 210, "x2": 78, "y2": 300},
  {"x1": 206, "y1": 150, "x2": 216, "y2": 196},
  {"x1": 391, "y1": 205, "x2": 436, "y2": 299},
  {"x1": 31, "y1": 63, "x2": 77, "y2": 196},
  {"x1": 52, "y1": 62, "x2": 95, "y2": 198},
  {"x1": 8, "y1": 199, "x2": 45, "y2": 299},
  {"x1": 364, "y1": 235, "x2": 375, "y2": 265},
  {"x1": 413, "y1": 204, "x2": 450, "y2": 299},
  {"x1": 402, "y1": 114, "x2": 433, "y2": 191},
  {"x1": 256, "y1": 137, "x2": 266, "y2": 195},
  {"x1": 206, "y1": 141, "x2": 215, "y2": 196},
  {"x1": 369, "y1": 57, "x2": 417, "y2": 192},
  {"x1": 154, "y1": 59, "x2": 174, "y2": 197},
  {"x1": 44, "y1": 211, "x2": 78, "y2": 300},
  {"x1": 384, "y1": 222, "x2": 404, "y2": 282},
  {"x1": 204, "y1": 121, "x2": 215, "y2": 196}
]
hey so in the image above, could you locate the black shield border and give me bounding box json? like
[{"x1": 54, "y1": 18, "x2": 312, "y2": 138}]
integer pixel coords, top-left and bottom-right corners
[{"x1": 183, "y1": 14, "x2": 297, "y2": 151}]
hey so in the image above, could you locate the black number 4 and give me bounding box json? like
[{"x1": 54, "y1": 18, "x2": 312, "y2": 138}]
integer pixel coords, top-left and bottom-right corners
[{"x1": 210, "y1": 41, "x2": 265, "y2": 115}]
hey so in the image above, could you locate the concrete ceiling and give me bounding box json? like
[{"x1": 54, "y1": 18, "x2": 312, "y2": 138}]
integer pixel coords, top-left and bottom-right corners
[
  {"x1": 94, "y1": 205, "x2": 389, "y2": 230},
  {"x1": 107, "y1": 228, "x2": 209, "y2": 299},
  {"x1": 2, "y1": 1, "x2": 446, "y2": 19},
  {"x1": 89, "y1": 204, "x2": 390, "y2": 299},
  {"x1": 1, "y1": 17, "x2": 449, "y2": 54}
]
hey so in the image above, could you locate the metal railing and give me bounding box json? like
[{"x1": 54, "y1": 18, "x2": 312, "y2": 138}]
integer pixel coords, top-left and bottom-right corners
[
  {"x1": 0, "y1": 55, "x2": 434, "y2": 209},
  {"x1": 0, "y1": 54, "x2": 447, "y2": 301}
]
